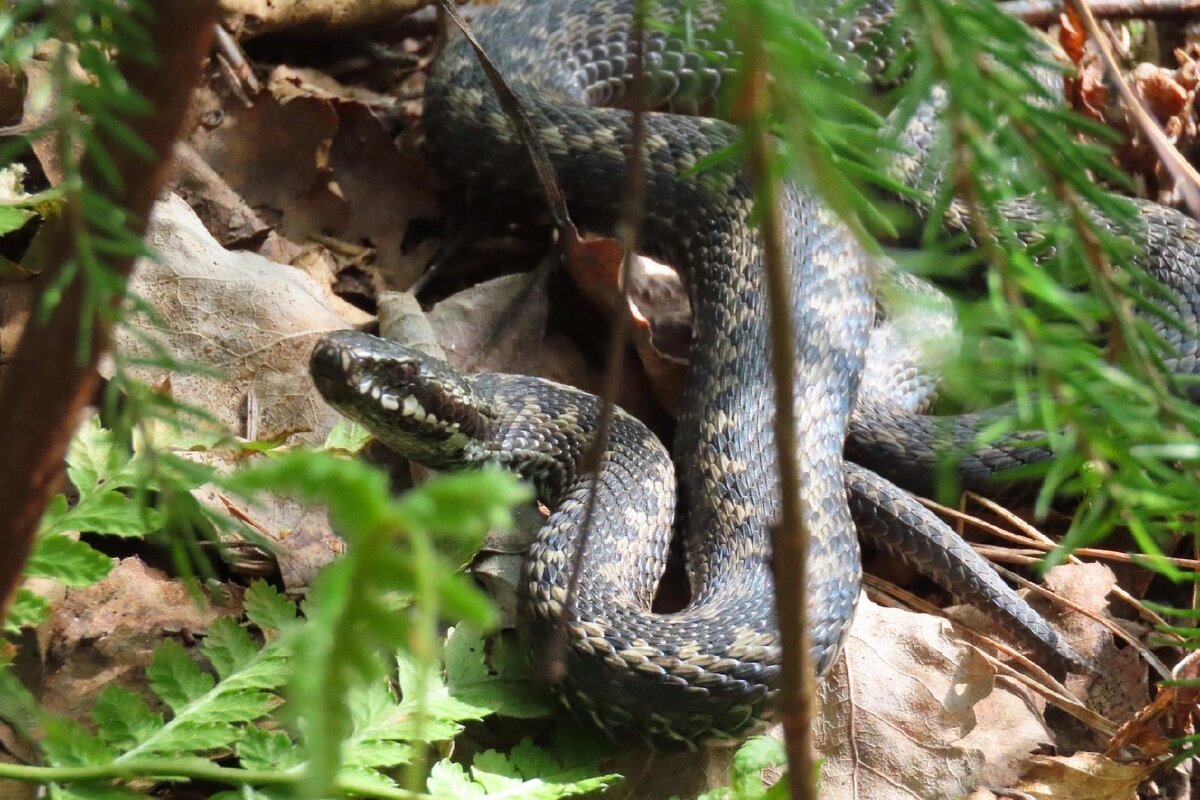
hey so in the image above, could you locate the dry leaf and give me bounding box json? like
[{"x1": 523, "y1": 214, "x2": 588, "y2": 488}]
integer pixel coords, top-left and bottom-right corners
[
  {"x1": 37, "y1": 558, "x2": 240, "y2": 723},
  {"x1": 816, "y1": 597, "x2": 1053, "y2": 799},
  {"x1": 114, "y1": 193, "x2": 370, "y2": 441},
  {"x1": 1012, "y1": 752, "x2": 1155, "y2": 799},
  {"x1": 428, "y1": 272, "x2": 548, "y2": 375}
]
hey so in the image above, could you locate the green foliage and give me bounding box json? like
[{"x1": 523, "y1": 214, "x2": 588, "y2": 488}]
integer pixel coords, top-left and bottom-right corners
[
  {"x1": 695, "y1": 737, "x2": 789, "y2": 800},
  {"x1": 226, "y1": 451, "x2": 530, "y2": 795},
  {"x1": 4, "y1": 415, "x2": 220, "y2": 634},
  {"x1": 425, "y1": 739, "x2": 617, "y2": 798},
  {"x1": 0, "y1": 576, "x2": 619, "y2": 799}
]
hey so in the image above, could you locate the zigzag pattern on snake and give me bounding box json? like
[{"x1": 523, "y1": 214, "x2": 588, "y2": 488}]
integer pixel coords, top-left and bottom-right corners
[{"x1": 310, "y1": 0, "x2": 1200, "y2": 744}]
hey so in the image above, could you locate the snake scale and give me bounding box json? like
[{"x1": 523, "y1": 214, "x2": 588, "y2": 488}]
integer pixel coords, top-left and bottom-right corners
[{"x1": 310, "y1": 0, "x2": 1200, "y2": 744}]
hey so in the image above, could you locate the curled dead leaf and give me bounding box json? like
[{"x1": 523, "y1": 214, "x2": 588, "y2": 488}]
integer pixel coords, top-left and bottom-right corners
[{"x1": 1013, "y1": 751, "x2": 1156, "y2": 800}]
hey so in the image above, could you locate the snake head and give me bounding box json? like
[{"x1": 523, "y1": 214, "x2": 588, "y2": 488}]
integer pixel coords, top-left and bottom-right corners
[{"x1": 310, "y1": 330, "x2": 488, "y2": 468}]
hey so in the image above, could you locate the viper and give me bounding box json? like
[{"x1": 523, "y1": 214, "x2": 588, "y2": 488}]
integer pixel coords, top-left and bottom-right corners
[{"x1": 310, "y1": 0, "x2": 1200, "y2": 744}]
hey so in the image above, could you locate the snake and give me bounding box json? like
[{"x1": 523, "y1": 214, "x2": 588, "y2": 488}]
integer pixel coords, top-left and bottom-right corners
[{"x1": 309, "y1": 0, "x2": 1200, "y2": 745}]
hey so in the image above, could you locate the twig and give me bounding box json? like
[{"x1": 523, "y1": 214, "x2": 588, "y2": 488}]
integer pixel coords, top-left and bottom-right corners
[
  {"x1": 213, "y1": 24, "x2": 260, "y2": 96},
  {"x1": 0, "y1": 758, "x2": 431, "y2": 799},
  {"x1": 1004, "y1": 0, "x2": 1200, "y2": 26},
  {"x1": 865, "y1": 575, "x2": 1120, "y2": 736},
  {"x1": 735, "y1": 15, "x2": 816, "y2": 800},
  {"x1": 0, "y1": 1, "x2": 219, "y2": 619},
  {"x1": 432, "y1": 0, "x2": 650, "y2": 684}
]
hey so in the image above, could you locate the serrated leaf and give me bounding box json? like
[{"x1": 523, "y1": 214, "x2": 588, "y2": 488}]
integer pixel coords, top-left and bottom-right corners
[
  {"x1": 146, "y1": 641, "x2": 215, "y2": 712},
  {"x1": 150, "y1": 721, "x2": 240, "y2": 754},
  {"x1": 427, "y1": 759, "x2": 487, "y2": 798},
  {"x1": 322, "y1": 418, "x2": 372, "y2": 452},
  {"x1": 469, "y1": 741, "x2": 618, "y2": 799},
  {"x1": 237, "y1": 727, "x2": 302, "y2": 771},
  {"x1": 40, "y1": 490, "x2": 164, "y2": 538},
  {"x1": 4, "y1": 587, "x2": 50, "y2": 632},
  {"x1": 92, "y1": 686, "x2": 163, "y2": 750},
  {"x1": 731, "y1": 736, "x2": 785, "y2": 778},
  {"x1": 444, "y1": 627, "x2": 551, "y2": 719},
  {"x1": 25, "y1": 534, "x2": 114, "y2": 585},
  {"x1": 243, "y1": 580, "x2": 297, "y2": 634},
  {"x1": 204, "y1": 617, "x2": 259, "y2": 679},
  {"x1": 42, "y1": 718, "x2": 118, "y2": 767},
  {"x1": 344, "y1": 739, "x2": 413, "y2": 770},
  {"x1": 66, "y1": 415, "x2": 129, "y2": 493}
]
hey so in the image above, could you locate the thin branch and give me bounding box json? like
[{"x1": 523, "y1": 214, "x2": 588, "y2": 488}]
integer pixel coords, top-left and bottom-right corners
[
  {"x1": 0, "y1": 759, "x2": 430, "y2": 800},
  {"x1": 736, "y1": 13, "x2": 816, "y2": 800},
  {"x1": 0, "y1": 0, "x2": 219, "y2": 619}
]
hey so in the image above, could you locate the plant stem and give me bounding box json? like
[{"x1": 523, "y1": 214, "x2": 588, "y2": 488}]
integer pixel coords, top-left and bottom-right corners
[
  {"x1": 0, "y1": 759, "x2": 431, "y2": 800},
  {"x1": 0, "y1": 0, "x2": 219, "y2": 619}
]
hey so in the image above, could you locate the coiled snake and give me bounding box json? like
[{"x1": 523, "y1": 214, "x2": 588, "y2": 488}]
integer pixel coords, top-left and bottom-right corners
[{"x1": 310, "y1": 0, "x2": 1200, "y2": 744}]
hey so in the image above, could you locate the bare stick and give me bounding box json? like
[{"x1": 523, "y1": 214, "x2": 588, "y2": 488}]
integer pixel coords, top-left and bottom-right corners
[
  {"x1": 0, "y1": 1, "x2": 219, "y2": 618},
  {"x1": 735, "y1": 19, "x2": 816, "y2": 800}
]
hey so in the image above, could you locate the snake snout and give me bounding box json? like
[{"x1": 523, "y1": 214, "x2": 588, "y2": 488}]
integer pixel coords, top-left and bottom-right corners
[{"x1": 310, "y1": 330, "x2": 490, "y2": 467}]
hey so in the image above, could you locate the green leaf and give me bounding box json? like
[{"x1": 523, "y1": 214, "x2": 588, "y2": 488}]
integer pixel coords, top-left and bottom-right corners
[
  {"x1": 91, "y1": 686, "x2": 163, "y2": 751},
  {"x1": 444, "y1": 627, "x2": 551, "y2": 719},
  {"x1": 237, "y1": 726, "x2": 303, "y2": 771},
  {"x1": 42, "y1": 718, "x2": 117, "y2": 767},
  {"x1": 25, "y1": 534, "x2": 114, "y2": 585},
  {"x1": 146, "y1": 640, "x2": 215, "y2": 712},
  {"x1": 0, "y1": 204, "x2": 33, "y2": 235},
  {"x1": 204, "y1": 616, "x2": 259, "y2": 680},
  {"x1": 66, "y1": 415, "x2": 130, "y2": 493},
  {"x1": 426, "y1": 759, "x2": 487, "y2": 798},
  {"x1": 44, "y1": 490, "x2": 163, "y2": 537},
  {"x1": 322, "y1": 418, "x2": 372, "y2": 452},
  {"x1": 4, "y1": 588, "x2": 50, "y2": 632},
  {"x1": 243, "y1": 580, "x2": 297, "y2": 634},
  {"x1": 53, "y1": 784, "x2": 148, "y2": 800},
  {"x1": 469, "y1": 739, "x2": 618, "y2": 798}
]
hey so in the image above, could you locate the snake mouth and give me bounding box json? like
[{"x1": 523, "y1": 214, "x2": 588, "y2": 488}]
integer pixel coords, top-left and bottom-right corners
[{"x1": 310, "y1": 331, "x2": 487, "y2": 462}]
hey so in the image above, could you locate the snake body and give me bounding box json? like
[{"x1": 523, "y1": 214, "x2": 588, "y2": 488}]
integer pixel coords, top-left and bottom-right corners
[{"x1": 309, "y1": 0, "x2": 1200, "y2": 744}]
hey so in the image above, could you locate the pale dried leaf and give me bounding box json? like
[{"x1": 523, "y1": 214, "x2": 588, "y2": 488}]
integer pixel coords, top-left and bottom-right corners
[
  {"x1": 816, "y1": 597, "x2": 1052, "y2": 799},
  {"x1": 114, "y1": 193, "x2": 369, "y2": 441},
  {"x1": 1012, "y1": 752, "x2": 1154, "y2": 799},
  {"x1": 428, "y1": 272, "x2": 548, "y2": 375}
]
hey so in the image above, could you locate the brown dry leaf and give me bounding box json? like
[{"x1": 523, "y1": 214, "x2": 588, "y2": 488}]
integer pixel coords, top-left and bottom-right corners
[
  {"x1": 428, "y1": 272, "x2": 548, "y2": 375},
  {"x1": 1012, "y1": 752, "x2": 1155, "y2": 799},
  {"x1": 565, "y1": 239, "x2": 690, "y2": 415},
  {"x1": 195, "y1": 465, "x2": 343, "y2": 591},
  {"x1": 170, "y1": 141, "x2": 273, "y2": 247},
  {"x1": 114, "y1": 193, "x2": 370, "y2": 441},
  {"x1": 35, "y1": 558, "x2": 241, "y2": 723},
  {"x1": 190, "y1": 89, "x2": 344, "y2": 241},
  {"x1": 220, "y1": 0, "x2": 430, "y2": 37},
  {"x1": 1041, "y1": 563, "x2": 1151, "y2": 740},
  {"x1": 816, "y1": 597, "x2": 1053, "y2": 799},
  {"x1": 269, "y1": 64, "x2": 398, "y2": 109},
  {"x1": 192, "y1": 70, "x2": 439, "y2": 287}
]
